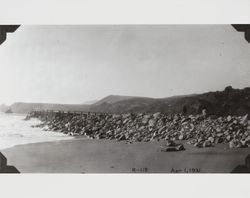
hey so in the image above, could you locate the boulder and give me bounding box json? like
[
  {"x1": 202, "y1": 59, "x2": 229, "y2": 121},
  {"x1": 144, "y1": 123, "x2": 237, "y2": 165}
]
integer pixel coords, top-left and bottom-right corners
[
  {"x1": 194, "y1": 142, "x2": 203, "y2": 148},
  {"x1": 178, "y1": 134, "x2": 184, "y2": 140},
  {"x1": 153, "y1": 112, "x2": 161, "y2": 119},
  {"x1": 118, "y1": 135, "x2": 127, "y2": 141},
  {"x1": 227, "y1": 115, "x2": 232, "y2": 122},
  {"x1": 215, "y1": 137, "x2": 223, "y2": 144},
  {"x1": 148, "y1": 119, "x2": 156, "y2": 127},
  {"x1": 203, "y1": 140, "x2": 212, "y2": 147},
  {"x1": 165, "y1": 140, "x2": 176, "y2": 147},
  {"x1": 240, "y1": 114, "x2": 248, "y2": 125},
  {"x1": 207, "y1": 137, "x2": 214, "y2": 143},
  {"x1": 160, "y1": 143, "x2": 185, "y2": 152},
  {"x1": 176, "y1": 144, "x2": 185, "y2": 151},
  {"x1": 229, "y1": 140, "x2": 236, "y2": 148}
]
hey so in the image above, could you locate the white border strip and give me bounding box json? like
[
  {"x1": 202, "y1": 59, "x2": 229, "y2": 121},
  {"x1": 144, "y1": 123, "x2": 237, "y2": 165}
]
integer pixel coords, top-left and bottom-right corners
[{"x1": 0, "y1": 0, "x2": 250, "y2": 24}]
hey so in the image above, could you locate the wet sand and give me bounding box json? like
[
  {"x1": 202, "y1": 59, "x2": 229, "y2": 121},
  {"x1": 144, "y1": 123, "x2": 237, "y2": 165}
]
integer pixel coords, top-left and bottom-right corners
[{"x1": 1, "y1": 138, "x2": 250, "y2": 173}]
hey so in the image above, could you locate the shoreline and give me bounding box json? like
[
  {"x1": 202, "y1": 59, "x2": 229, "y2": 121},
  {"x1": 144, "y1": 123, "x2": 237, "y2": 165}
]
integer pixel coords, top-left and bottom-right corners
[
  {"x1": 0, "y1": 131, "x2": 74, "y2": 151},
  {"x1": 0, "y1": 136, "x2": 76, "y2": 151},
  {"x1": 0, "y1": 113, "x2": 74, "y2": 150},
  {"x1": 2, "y1": 138, "x2": 250, "y2": 173},
  {"x1": 1, "y1": 112, "x2": 250, "y2": 173}
]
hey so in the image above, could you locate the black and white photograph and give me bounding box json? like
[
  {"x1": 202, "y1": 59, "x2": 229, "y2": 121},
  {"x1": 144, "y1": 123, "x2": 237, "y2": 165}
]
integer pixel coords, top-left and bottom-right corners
[{"x1": 0, "y1": 24, "x2": 250, "y2": 173}]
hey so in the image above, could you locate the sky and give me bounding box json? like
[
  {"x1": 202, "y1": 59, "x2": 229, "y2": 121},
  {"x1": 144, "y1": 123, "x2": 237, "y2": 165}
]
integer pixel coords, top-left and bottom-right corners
[{"x1": 0, "y1": 25, "x2": 249, "y2": 105}]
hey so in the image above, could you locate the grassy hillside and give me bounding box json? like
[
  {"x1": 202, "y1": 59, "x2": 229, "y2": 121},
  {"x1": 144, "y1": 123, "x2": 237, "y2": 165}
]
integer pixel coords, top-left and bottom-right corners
[
  {"x1": 90, "y1": 86, "x2": 250, "y2": 116},
  {"x1": 93, "y1": 95, "x2": 137, "y2": 105}
]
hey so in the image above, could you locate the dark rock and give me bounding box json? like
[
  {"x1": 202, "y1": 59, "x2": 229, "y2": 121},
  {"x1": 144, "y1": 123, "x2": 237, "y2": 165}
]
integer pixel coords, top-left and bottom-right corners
[
  {"x1": 160, "y1": 142, "x2": 185, "y2": 152},
  {"x1": 203, "y1": 140, "x2": 212, "y2": 147}
]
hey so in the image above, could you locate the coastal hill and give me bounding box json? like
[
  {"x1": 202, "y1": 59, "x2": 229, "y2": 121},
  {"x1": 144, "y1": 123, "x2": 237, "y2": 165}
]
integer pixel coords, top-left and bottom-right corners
[
  {"x1": 93, "y1": 95, "x2": 136, "y2": 106},
  {"x1": 1, "y1": 86, "x2": 250, "y2": 116},
  {"x1": 90, "y1": 86, "x2": 250, "y2": 116}
]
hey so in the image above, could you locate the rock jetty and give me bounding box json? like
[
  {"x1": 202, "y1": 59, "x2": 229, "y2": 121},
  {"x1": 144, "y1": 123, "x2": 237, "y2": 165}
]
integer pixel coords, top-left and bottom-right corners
[{"x1": 26, "y1": 111, "x2": 250, "y2": 149}]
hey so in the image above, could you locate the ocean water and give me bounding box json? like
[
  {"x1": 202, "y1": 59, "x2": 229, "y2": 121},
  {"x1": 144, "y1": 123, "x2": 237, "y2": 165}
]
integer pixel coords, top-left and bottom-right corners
[{"x1": 0, "y1": 113, "x2": 73, "y2": 150}]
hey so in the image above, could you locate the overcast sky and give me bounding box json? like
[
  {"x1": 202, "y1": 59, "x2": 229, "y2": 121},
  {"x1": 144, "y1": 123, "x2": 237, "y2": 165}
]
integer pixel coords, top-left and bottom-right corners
[{"x1": 0, "y1": 25, "x2": 249, "y2": 105}]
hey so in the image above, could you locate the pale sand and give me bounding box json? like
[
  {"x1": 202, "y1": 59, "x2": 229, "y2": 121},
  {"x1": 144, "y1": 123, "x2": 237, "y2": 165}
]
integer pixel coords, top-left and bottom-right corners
[{"x1": 1, "y1": 138, "x2": 250, "y2": 173}]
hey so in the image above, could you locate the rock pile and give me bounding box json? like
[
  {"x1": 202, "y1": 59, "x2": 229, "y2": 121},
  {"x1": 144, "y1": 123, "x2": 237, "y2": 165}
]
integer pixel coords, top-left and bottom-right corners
[{"x1": 26, "y1": 111, "x2": 250, "y2": 149}]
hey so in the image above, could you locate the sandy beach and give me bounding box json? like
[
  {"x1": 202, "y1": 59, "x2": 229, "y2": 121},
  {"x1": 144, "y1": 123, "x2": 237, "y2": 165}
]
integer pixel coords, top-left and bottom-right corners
[{"x1": 1, "y1": 138, "x2": 250, "y2": 173}]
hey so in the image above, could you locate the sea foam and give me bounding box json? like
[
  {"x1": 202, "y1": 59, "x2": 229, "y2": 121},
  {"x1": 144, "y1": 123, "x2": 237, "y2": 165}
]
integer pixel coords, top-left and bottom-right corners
[{"x1": 0, "y1": 113, "x2": 72, "y2": 150}]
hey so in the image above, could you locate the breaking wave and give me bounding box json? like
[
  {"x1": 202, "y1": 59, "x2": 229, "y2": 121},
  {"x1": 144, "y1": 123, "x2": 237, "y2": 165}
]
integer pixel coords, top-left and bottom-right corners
[{"x1": 0, "y1": 113, "x2": 73, "y2": 150}]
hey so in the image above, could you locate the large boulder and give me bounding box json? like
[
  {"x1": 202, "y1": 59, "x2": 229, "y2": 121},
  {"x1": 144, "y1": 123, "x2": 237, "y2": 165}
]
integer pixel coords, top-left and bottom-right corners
[{"x1": 160, "y1": 143, "x2": 185, "y2": 152}]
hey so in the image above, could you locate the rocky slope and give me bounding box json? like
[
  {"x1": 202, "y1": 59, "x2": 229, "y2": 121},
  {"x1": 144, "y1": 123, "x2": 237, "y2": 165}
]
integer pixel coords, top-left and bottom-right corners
[{"x1": 26, "y1": 110, "x2": 250, "y2": 149}]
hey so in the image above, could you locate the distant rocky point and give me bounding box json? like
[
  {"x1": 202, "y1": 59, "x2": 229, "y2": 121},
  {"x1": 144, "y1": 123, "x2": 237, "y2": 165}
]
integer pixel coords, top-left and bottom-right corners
[
  {"x1": 8, "y1": 102, "x2": 90, "y2": 114},
  {"x1": 0, "y1": 104, "x2": 9, "y2": 112},
  {"x1": 5, "y1": 108, "x2": 13, "y2": 114}
]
